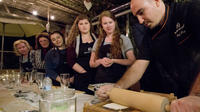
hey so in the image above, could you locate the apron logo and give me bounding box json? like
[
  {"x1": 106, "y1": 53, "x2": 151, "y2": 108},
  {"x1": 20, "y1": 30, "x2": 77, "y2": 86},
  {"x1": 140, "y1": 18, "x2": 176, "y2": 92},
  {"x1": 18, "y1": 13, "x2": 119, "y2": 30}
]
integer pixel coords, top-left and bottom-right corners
[
  {"x1": 88, "y1": 47, "x2": 92, "y2": 52},
  {"x1": 107, "y1": 53, "x2": 111, "y2": 58},
  {"x1": 84, "y1": 47, "x2": 92, "y2": 54},
  {"x1": 176, "y1": 22, "x2": 181, "y2": 29}
]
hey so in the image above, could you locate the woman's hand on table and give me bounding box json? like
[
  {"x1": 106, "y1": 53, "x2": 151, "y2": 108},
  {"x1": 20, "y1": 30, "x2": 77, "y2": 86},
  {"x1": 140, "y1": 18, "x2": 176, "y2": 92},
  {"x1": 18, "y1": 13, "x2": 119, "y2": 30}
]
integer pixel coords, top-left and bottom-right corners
[{"x1": 170, "y1": 95, "x2": 200, "y2": 112}]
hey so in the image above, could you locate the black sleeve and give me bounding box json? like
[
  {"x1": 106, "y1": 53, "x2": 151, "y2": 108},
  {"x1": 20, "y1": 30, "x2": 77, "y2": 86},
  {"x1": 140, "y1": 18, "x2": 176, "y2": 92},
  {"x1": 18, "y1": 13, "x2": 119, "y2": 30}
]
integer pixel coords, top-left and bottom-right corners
[
  {"x1": 187, "y1": 0, "x2": 200, "y2": 41},
  {"x1": 189, "y1": 0, "x2": 200, "y2": 72},
  {"x1": 132, "y1": 23, "x2": 148, "y2": 48},
  {"x1": 137, "y1": 33, "x2": 151, "y2": 61}
]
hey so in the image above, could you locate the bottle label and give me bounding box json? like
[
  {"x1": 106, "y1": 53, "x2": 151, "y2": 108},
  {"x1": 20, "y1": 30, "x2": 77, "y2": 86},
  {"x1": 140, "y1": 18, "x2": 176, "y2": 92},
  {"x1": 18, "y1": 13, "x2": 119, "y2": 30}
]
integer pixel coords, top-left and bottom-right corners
[{"x1": 44, "y1": 85, "x2": 51, "y2": 91}]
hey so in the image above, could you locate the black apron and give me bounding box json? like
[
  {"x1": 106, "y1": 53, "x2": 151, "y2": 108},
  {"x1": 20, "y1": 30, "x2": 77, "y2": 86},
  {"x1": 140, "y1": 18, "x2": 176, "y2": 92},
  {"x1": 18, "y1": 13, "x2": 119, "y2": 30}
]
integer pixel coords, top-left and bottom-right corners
[
  {"x1": 74, "y1": 35, "x2": 95, "y2": 95},
  {"x1": 20, "y1": 52, "x2": 33, "y2": 72},
  {"x1": 95, "y1": 39, "x2": 127, "y2": 83}
]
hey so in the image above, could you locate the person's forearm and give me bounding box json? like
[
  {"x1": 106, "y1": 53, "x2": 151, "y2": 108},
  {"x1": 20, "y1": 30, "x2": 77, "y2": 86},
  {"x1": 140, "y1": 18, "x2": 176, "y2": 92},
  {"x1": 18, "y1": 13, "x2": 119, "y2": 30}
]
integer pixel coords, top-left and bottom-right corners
[
  {"x1": 112, "y1": 58, "x2": 135, "y2": 66},
  {"x1": 90, "y1": 59, "x2": 101, "y2": 68},
  {"x1": 56, "y1": 76, "x2": 61, "y2": 82},
  {"x1": 113, "y1": 50, "x2": 136, "y2": 66},
  {"x1": 116, "y1": 60, "x2": 149, "y2": 89},
  {"x1": 116, "y1": 65, "x2": 142, "y2": 89},
  {"x1": 190, "y1": 72, "x2": 200, "y2": 96},
  {"x1": 72, "y1": 63, "x2": 87, "y2": 73},
  {"x1": 90, "y1": 52, "x2": 102, "y2": 68}
]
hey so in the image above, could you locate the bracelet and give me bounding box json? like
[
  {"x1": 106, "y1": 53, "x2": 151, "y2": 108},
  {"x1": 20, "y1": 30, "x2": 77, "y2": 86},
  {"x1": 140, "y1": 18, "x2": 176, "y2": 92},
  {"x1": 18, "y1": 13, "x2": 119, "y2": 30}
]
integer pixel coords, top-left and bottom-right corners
[{"x1": 111, "y1": 59, "x2": 114, "y2": 64}]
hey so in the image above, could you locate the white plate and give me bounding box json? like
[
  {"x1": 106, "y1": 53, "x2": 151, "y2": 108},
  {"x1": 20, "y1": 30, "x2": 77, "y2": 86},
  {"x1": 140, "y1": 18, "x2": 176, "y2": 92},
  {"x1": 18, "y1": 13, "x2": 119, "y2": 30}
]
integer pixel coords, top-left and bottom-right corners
[{"x1": 103, "y1": 103, "x2": 128, "y2": 110}]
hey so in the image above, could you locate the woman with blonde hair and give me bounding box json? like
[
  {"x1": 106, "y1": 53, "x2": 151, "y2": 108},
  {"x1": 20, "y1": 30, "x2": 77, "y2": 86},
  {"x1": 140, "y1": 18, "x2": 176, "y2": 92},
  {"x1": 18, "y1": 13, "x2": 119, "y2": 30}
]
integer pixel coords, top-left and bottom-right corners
[
  {"x1": 67, "y1": 14, "x2": 96, "y2": 94},
  {"x1": 90, "y1": 11, "x2": 136, "y2": 83},
  {"x1": 13, "y1": 39, "x2": 34, "y2": 74}
]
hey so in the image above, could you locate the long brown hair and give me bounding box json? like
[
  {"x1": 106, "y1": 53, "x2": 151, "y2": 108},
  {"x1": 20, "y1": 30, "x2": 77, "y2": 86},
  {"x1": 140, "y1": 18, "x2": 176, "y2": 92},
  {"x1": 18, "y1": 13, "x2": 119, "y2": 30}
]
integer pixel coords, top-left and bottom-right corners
[
  {"x1": 67, "y1": 14, "x2": 92, "y2": 48},
  {"x1": 96, "y1": 11, "x2": 122, "y2": 59}
]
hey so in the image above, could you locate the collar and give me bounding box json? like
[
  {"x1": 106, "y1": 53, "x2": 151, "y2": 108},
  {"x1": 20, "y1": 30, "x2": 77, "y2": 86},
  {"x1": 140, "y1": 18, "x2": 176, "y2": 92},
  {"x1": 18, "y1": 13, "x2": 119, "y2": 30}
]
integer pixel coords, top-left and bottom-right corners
[{"x1": 152, "y1": 5, "x2": 169, "y2": 40}]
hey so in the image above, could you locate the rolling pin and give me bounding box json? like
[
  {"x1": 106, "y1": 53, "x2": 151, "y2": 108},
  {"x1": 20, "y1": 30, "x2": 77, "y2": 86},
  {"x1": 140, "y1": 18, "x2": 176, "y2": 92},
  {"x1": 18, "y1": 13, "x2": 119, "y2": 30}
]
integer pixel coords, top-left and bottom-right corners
[{"x1": 109, "y1": 88, "x2": 170, "y2": 112}]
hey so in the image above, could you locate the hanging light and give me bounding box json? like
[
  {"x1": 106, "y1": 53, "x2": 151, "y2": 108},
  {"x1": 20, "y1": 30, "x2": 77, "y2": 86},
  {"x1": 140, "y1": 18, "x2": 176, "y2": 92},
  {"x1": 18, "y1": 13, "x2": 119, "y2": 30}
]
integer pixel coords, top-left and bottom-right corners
[
  {"x1": 32, "y1": 10, "x2": 38, "y2": 16},
  {"x1": 50, "y1": 15, "x2": 55, "y2": 20},
  {"x1": 0, "y1": 0, "x2": 3, "y2": 2}
]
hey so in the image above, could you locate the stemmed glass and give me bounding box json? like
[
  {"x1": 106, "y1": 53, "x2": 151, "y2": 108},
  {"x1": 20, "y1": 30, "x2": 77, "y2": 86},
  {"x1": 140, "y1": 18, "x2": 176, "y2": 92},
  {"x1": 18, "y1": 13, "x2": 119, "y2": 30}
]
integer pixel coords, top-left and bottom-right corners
[
  {"x1": 35, "y1": 72, "x2": 44, "y2": 90},
  {"x1": 14, "y1": 72, "x2": 25, "y2": 93},
  {"x1": 25, "y1": 72, "x2": 33, "y2": 85},
  {"x1": 15, "y1": 72, "x2": 22, "y2": 87},
  {"x1": 60, "y1": 73, "x2": 70, "y2": 90}
]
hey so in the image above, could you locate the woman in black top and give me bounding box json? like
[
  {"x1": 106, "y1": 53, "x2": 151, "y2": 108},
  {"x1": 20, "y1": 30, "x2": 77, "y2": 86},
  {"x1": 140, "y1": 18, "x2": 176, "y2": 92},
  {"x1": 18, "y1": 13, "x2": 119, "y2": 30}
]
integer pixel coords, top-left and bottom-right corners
[
  {"x1": 13, "y1": 39, "x2": 34, "y2": 74},
  {"x1": 66, "y1": 15, "x2": 96, "y2": 94}
]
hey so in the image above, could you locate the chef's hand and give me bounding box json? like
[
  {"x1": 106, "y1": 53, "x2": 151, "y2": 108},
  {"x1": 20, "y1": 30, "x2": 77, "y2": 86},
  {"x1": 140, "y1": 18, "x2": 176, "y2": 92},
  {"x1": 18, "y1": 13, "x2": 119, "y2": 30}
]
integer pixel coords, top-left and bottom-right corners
[
  {"x1": 96, "y1": 84, "x2": 114, "y2": 100},
  {"x1": 170, "y1": 95, "x2": 200, "y2": 112}
]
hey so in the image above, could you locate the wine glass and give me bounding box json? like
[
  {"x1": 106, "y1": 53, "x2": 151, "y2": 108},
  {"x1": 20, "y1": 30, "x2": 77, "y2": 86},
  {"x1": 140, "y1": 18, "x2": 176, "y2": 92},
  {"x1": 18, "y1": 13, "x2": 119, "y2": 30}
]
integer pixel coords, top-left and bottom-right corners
[
  {"x1": 35, "y1": 72, "x2": 44, "y2": 89},
  {"x1": 26, "y1": 72, "x2": 33, "y2": 85},
  {"x1": 60, "y1": 73, "x2": 70, "y2": 90},
  {"x1": 14, "y1": 72, "x2": 23, "y2": 92},
  {"x1": 15, "y1": 72, "x2": 22, "y2": 87}
]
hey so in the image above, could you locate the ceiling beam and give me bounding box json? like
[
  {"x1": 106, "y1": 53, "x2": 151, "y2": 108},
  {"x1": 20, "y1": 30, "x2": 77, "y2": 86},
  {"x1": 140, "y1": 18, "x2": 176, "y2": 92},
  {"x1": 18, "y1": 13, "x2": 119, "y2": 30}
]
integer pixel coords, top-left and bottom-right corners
[
  {"x1": 67, "y1": 0, "x2": 84, "y2": 7},
  {"x1": 48, "y1": 0, "x2": 85, "y2": 14},
  {"x1": 0, "y1": 17, "x2": 43, "y2": 25},
  {"x1": 3, "y1": 3, "x2": 11, "y2": 14},
  {"x1": 36, "y1": 0, "x2": 81, "y2": 15}
]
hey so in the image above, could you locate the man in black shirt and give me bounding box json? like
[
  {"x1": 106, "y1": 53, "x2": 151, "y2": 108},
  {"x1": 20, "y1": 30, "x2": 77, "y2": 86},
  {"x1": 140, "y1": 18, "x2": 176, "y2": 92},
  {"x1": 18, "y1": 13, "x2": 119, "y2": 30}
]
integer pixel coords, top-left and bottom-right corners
[{"x1": 97, "y1": 0, "x2": 200, "y2": 111}]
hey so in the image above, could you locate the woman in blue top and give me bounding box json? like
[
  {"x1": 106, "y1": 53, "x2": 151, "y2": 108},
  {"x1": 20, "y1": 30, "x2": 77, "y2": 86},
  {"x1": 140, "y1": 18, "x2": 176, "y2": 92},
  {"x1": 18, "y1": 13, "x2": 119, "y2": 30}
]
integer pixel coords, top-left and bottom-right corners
[{"x1": 45, "y1": 31, "x2": 73, "y2": 86}]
